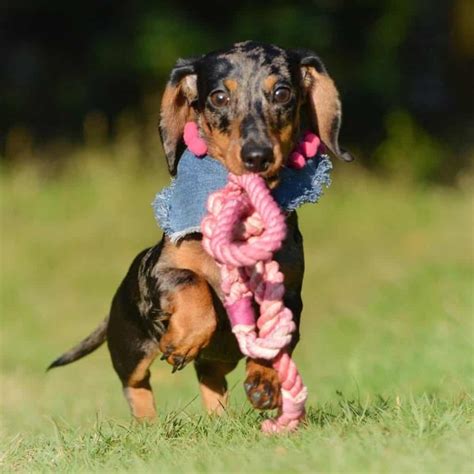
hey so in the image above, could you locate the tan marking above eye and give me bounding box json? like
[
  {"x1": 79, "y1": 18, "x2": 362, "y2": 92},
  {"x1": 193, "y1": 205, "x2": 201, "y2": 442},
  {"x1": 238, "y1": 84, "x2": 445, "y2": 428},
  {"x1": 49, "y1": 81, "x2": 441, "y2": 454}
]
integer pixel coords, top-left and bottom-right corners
[
  {"x1": 223, "y1": 79, "x2": 238, "y2": 92},
  {"x1": 263, "y1": 75, "x2": 279, "y2": 92}
]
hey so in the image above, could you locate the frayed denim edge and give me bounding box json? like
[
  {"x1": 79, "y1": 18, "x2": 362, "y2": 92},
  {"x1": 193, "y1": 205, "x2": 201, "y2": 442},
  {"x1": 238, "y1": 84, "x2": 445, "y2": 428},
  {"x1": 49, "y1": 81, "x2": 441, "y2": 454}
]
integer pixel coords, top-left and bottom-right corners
[
  {"x1": 168, "y1": 226, "x2": 202, "y2": 243},
  {"x1": 283, "y1": 155, "x2": 332, "y2": 212},
  {"x1": 152, "y1": 181, "x2": 202, "y2": 242},
  {"x1": 152, "y1": 179, "x2": 176, "y2": 236}
]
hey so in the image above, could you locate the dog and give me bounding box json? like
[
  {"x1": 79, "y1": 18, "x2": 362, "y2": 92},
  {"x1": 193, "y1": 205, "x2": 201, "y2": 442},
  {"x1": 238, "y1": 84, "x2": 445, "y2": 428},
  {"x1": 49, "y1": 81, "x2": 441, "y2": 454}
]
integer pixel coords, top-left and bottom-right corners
[{"x1": 48, "y1": 41, "x2": 353, "y2": 419}]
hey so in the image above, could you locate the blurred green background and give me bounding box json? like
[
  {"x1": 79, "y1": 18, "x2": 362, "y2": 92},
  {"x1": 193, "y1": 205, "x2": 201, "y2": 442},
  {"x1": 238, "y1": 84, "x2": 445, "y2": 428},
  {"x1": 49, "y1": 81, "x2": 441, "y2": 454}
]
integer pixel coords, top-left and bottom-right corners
[
  {"x1": 2, "y1": 0, "x2": 473, "y2": 181},
  {"x1": 1, "y1": 1, "x2": 473, "y2": 472}
]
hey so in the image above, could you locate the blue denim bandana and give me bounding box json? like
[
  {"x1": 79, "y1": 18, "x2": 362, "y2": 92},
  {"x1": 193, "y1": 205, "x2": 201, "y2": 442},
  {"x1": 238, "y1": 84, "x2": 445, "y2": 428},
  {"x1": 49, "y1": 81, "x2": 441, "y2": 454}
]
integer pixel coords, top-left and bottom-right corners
[{"x1": 153, "y1": 149, "x2": 332, "y2": 242}]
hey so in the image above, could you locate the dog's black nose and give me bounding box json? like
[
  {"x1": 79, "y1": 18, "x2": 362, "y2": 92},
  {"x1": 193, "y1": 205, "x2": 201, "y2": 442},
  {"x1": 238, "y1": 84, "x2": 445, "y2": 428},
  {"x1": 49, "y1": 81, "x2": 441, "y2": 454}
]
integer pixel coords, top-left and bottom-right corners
[{"x1": 241, "y1": 144, "x2": 274, "y2": 172}]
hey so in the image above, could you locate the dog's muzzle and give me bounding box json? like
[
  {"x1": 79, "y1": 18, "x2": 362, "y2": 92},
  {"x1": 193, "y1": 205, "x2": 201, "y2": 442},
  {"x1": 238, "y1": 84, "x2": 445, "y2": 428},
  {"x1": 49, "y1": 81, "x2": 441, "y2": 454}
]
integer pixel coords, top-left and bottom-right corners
[{"x1": 241, "y1": 142, "x2": 274, "y2": 173}]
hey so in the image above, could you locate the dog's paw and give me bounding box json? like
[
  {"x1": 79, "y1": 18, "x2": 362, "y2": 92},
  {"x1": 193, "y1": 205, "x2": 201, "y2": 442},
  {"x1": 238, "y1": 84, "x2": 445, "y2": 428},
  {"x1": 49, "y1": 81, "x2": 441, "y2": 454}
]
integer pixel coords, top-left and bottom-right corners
[
  {"x1": 244, "y1": 361, "x2": 281, "y2": 410},
  {"x1": 159, "y1": 345, "x2": 188, "y2": 373},
  {"x1": 159, "y1": 338, "x2": 200, "y2": 373},
  {"x1": 159, "y1": 329, "x2": 212, "y2": 373}
]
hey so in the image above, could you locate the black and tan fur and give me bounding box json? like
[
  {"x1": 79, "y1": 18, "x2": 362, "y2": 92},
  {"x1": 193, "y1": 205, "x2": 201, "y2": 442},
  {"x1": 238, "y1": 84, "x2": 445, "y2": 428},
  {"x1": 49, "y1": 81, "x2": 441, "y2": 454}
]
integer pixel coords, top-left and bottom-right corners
[{"x1": 48, "y1": 41, "x2": 353, "y2": 418}]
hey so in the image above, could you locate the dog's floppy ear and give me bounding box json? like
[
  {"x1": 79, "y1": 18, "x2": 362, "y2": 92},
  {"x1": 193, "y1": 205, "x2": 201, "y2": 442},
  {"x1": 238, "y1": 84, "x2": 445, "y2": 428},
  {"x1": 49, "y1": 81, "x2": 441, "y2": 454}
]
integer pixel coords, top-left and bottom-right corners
[
  {"x1": 291, "y1": 49, "x2": 354, "y2": 162},
  {"x1": 159, "y1": 57, "x2": 200, "y2": 174}
]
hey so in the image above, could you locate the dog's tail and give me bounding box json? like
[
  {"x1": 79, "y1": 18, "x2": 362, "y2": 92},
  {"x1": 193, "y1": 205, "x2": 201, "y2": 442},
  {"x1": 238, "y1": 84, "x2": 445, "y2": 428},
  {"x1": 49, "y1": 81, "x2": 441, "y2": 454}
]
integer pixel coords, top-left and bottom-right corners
[{"x1": 47, "y1": 317, "x2": 108, "y2": 371}]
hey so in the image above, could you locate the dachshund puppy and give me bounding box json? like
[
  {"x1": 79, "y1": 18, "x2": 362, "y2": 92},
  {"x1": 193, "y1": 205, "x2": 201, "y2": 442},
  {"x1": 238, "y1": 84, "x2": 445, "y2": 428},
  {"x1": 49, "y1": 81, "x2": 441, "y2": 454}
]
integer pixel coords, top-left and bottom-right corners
[{"x1": 49, "y1": 41, "x2": 353, "y2": 419}]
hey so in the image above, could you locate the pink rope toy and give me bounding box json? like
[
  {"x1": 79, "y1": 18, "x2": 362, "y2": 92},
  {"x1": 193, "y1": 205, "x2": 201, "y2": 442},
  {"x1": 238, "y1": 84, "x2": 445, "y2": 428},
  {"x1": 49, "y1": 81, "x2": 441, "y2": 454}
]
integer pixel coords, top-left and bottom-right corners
[{"x1": 185, "y1": 121, "x2": 322, "y2": 433}]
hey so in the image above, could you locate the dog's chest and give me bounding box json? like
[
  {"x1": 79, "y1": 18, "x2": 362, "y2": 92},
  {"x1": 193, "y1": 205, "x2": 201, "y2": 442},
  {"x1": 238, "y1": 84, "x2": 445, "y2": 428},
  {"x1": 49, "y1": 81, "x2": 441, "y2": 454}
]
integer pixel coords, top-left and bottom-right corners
[{"x1": 159, "y1": 212, "x2": 304, "y2": 296}]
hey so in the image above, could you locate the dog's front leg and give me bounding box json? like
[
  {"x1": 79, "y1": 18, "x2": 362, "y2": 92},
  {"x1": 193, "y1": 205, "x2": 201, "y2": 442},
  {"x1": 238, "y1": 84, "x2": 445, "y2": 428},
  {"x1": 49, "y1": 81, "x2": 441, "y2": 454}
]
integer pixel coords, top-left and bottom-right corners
[
  {"x1": 157, "y1": 268, "x2": 217, "y2": 372},
  {"x1": 194, "y1": 359, "x2": 238, "y2": 414}
]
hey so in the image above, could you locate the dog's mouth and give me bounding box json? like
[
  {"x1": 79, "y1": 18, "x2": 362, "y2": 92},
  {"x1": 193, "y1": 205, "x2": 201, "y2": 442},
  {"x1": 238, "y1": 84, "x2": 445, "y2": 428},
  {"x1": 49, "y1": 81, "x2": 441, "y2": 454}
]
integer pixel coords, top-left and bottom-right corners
[
  {"x1": 238, "y1": 160, "x2": 283, "y2": 188},
  {"x1": 263, "y1": 174, "x2": 281, "y2": 189},
  {"x1": 221, "y1": 162, "x2": 281, "y2": 188}
]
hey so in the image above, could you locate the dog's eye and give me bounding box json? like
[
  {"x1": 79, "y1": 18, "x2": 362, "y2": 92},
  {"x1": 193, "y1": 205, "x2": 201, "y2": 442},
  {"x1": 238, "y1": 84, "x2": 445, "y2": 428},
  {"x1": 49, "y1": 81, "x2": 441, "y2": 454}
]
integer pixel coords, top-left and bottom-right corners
[
  {"x1": 273, "y1": 86, "x2": 291, "y2": 104},
  {"x1": 209, "y1": 90, "x2": 230, "y2": 108}
]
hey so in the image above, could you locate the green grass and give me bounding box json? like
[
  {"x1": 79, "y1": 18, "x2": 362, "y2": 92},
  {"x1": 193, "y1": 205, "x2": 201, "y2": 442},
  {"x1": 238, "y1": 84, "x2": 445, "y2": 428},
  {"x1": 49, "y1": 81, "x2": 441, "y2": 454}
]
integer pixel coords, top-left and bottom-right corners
[{"x1": 1, "y1": 152, "x2": 473, "y2": 473}]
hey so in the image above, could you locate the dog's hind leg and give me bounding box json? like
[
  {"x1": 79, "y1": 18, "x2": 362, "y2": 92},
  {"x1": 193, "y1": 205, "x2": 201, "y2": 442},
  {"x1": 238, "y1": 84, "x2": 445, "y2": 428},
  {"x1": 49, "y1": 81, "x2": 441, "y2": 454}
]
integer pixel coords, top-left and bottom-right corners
[
  {"x1": 108, "y1": 329, "x2": 160, "y2": 420},
  {"x1": 107, "y1": 286, "x2": 160, "y2": 420},
  {"x1": 108, "y1": 330, "x2": 160, "y2": 420},
  {"x1": 122, "y1": 347, "x2": 159, "y2": 420},
  {"x1": 194, "y1": 360, "x2": 237, "y2": 414}
]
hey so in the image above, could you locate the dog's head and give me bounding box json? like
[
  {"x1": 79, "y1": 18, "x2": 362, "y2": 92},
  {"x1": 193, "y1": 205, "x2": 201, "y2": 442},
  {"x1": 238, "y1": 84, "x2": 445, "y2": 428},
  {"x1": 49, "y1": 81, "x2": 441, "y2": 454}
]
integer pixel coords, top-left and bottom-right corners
[{"x1": 159, "y1": 41, "x2": 353, "y2": 180}]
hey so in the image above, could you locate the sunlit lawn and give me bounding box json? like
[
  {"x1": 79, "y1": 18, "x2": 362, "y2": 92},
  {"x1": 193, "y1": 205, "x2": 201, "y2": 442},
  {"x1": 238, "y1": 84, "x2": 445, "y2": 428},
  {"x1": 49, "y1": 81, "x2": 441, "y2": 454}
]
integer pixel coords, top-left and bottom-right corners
[{"x1": 1, "y1": 151, "x2": 472, "y2": 472}]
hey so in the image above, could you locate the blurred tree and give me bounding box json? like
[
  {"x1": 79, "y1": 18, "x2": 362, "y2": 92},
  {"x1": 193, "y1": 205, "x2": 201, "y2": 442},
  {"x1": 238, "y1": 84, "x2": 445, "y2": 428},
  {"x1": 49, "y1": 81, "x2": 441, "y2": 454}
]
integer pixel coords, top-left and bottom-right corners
[{"x1": 1, "y1": 0, "x2": 472, "y2": 179}]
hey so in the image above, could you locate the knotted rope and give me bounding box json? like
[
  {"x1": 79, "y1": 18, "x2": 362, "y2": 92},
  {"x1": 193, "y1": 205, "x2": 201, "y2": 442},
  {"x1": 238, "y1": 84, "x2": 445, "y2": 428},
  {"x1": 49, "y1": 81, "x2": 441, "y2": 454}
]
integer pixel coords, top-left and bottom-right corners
[{"x1": 201, "y1": 173, "x2": 308, "y2": 433}]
